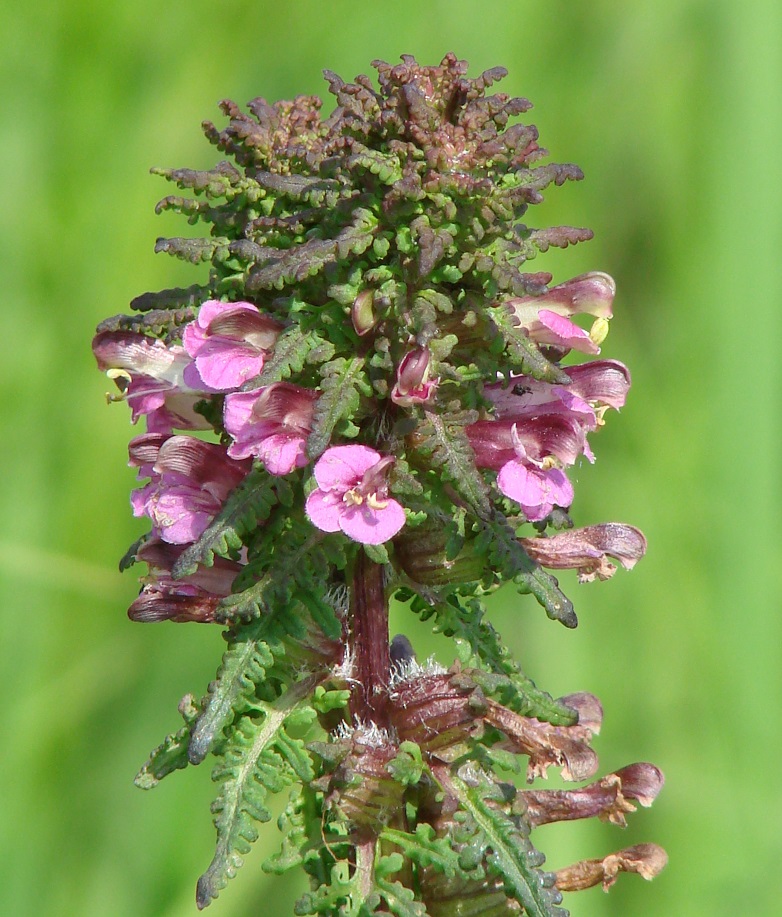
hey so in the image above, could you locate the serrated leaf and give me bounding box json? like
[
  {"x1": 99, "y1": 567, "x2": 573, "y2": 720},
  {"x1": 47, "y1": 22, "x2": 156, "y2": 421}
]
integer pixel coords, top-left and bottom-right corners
[
  {"x1": 400, "y1": 584, "x2": 576, "y2": 726},
  {"x1": 486, "y1": 305, "x2": 570, "y2": 384},
  {"x1": 386, "y1": 742, "x2": 424, "y2": 787},
  {"x1": 196, "y1": 676, "x2": 319, "y2": 908},
  {"x1": 173, "y1": 468, "x2": 290, "y2": 578},
  {"x1": 449, "y1": 773, "x2": 568, "y2": 917},
  {"x1": 479, "y1": 512, "x2": 576, "y2": 628},
  {"x1": 381, "y1": 824, "x2": 462, "y2": 878},
  {"x1": 135, "y1": 724, "x2": 191, "y2": 789},
  {"x1": 419, "y1": 412, "x2": 491, "y2": 517},
  {"x1": 188, "y1": 621, "x2": 276, "y2": 764},
  {"x1": 307, "y1": 356, "x2": 370, "y2": 459},
  {"x1": 254, "y1": 325, "x2": 327, "y2": 385}
]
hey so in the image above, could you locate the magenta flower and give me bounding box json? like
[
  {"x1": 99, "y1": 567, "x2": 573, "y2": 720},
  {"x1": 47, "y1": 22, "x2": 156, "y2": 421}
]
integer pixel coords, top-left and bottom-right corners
[
  {"x1": 223, "y1": 383, "x2": 318, "y2": 474},
  {"x1": 496, "y1": 432, "x2": 574, "y2": 521},
  {"x1": 468, "y1": 360, "x2": 630, "y2": 470},
  {"x1": 182, "y1": 299, "x2": 282, "y2": 391},
  {"x1": 505, "y1": 272, "x2": 615, "y2": 354},
  {"x1": 390, "y1": 347, "x2": 438, "y2": 406},
  {"x1": 130, "y1": 435, "x2": 249, "y2": 544},
  {"x1": 92, "y1": 330, "x2": 210, "y2": 432},
  {"x1": 305, "y1": 445, "x2": 405, "y2": 545}
]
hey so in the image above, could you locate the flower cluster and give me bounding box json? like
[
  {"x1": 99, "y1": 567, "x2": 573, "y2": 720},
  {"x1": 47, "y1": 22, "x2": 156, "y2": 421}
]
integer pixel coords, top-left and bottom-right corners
[{"x1": 96, "y1": 55, "x2": 664, "y2": 915}]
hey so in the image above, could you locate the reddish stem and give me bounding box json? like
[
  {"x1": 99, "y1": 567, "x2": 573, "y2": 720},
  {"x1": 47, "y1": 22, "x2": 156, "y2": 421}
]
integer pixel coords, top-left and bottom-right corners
[{"x1": 349, "y1": 550, "x2": 390, "y2": 724}]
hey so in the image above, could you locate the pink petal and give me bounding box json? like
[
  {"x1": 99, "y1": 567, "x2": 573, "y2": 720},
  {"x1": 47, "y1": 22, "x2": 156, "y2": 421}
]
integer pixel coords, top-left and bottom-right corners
[
  {"x1": 195, "y1": 299, "x2": 257, "y2": 330},
  {"x1": 223, "y1": 390, "x2": 262, "y2": 436},
  {"x1": 305, "y1": 489, "x2": 344, "y2": 533},
  {"x1": 193, "y1": 339, "x2": 265, "y2": 391},
  {"x1": 535, "y1": 310, "x2": 600, "y2": 354},
  {"x1": 313, "y1": 445, "x2": 382, "y2": 491},
  {"x1": 497, "y1": 461, "x2": 546, "y2": 506},
  {"x1": 339, "y1": 499, "x2": 406, "y2": 545},
  {"x1": 151, "y1": 490, "x2": 216, "y2": 544},
  {"x1": 544, "y1": 467, "x2": 574, "y2": 507},
  {"x1": 257, "y1": 433, "x2": 308, "y2": 475}
]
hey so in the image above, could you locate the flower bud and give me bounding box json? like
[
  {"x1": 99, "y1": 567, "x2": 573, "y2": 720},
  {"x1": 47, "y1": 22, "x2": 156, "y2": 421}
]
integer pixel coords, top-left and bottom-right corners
[
  {"x1": 391, "y1": 347, "x2": 437, "y2": 406},
  {"x1": 351, "y1": 289, "x2": 377, "y2": 336}
]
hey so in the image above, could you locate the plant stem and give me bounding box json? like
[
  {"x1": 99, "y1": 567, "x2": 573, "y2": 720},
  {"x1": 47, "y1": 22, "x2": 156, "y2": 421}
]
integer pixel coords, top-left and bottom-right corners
[{"x1": 349, "y1": 550, "x2": 389, "y2": 725}]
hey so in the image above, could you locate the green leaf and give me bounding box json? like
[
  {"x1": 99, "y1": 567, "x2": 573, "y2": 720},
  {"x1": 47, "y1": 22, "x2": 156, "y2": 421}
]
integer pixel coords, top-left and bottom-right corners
[
  {"x1": 486, "y1": 305, "x2": 570, "y2": 384},
  {"x1": 479, "y1": 511, "x2": 576, "y2": 628},
  {"x1": 196, "y1": 677, "x2": 319, "y2": 909},
  {"x1": 381, "y1": 824, "x2": 462, "y2": 878},
  {"x1": 400, "y1": 584, "x2": 576, "y2": 726},
  {"x1": 188, "y1": 621, "x2": 276, "y2": 765},
  {"x1": 134, "y1": 724, "x2": 191, "y2": 789},
  {"x1": 172, "y1": 468, "x2": 290, "y2": 578},
  {"x1": 448, "y1": 772, "x2": 568, "y2": 917},
  {"x1": 307, "y1": 356, "x2": 370, "y2": 459},
  {"x1": 418, "y1": 412, "x2": 490, "y2": 517},
  {"x1": 254, "y1": 325, "x2": 329, "y2": 385}
]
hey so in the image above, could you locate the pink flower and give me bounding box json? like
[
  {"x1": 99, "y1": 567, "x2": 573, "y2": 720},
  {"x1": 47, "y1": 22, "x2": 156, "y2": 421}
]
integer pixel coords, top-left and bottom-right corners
[
  {"x1": 390, "y1": 347, "x2": 438, "y2": 406},
  {"x1": 129, "y1": 435, "x2": 249, "y2": 544},
  {"x1": 505, "y1": 271, "x2": 615, "y2": 354},
  {"x1": 182, "y1": 299, "x2": 282, "y2": 391},
  {"x1": 305, "y1": 445, "x2": 406, "y2": 545},
  {"x1": 92, "y1": 330, "x2": 210, "y2": 432},
  {"x1": 223, "y1": 383, "x2": 317, "y2": 474},
  {"x1": 496, "y1": 433, "x2": 574, "y2": 521},
  {"x1": 468, "y1": 360, "x2": 630, "y2": 470}
]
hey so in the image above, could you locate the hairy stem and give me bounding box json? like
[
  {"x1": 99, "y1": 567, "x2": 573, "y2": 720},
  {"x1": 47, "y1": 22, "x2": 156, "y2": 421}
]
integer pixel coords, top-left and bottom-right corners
[{"x1": 349, "y1": 551, "x2": 390, "y2": 725}]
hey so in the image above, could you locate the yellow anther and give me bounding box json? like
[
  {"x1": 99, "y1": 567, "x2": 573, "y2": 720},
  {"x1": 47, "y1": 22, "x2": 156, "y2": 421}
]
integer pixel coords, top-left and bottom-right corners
[
  {"x1": 366, "y1": 493, "x2": 389, "y2": 510},
  {"x1": 589, "y1": 317, "x2": 610, "y2": 347},
  {"x1": 343, "y1": 488, "x2": 364, "y2": 507}
]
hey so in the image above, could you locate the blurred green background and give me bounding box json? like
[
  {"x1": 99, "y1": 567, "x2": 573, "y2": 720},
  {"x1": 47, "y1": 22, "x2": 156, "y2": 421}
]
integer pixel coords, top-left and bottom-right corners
[{"x1": 1, "y1": 1, "x2": 779, "y2": 914}]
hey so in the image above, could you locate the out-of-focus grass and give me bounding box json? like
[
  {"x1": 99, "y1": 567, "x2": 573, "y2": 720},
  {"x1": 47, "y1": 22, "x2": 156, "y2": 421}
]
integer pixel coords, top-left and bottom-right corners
[{"x1": 1, "y1": 1, "x2": 779, "y2": 914}]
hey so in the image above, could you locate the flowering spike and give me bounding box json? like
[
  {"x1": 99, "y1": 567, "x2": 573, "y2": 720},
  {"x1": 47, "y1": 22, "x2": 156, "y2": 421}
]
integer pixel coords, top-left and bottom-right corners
[{"x1": 94, "y1": 54, "x2": 664, "y2": 914}]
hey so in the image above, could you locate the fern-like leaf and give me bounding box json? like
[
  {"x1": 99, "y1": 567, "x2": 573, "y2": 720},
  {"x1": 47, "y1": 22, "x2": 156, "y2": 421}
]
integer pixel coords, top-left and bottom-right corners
[
  {"x1": 254, "y1": 326, "x2": 330, "y2": 385},
  {"x1": 188, "y1": 621, "x2": 277, "y2": 765},
  {"x1": 134, "y1": 724, "x2": 191, "y2": 789},
  {"x1": 418, "y1": 412, "x2": 490, "y2": 517},
  {"x1": 196, "y1": 676, "x2": 319, "y2": 909},
  {"x1": 307, "y1": 356, "x2": 371, "y2": 459},
  {"x1": 479, "y1": 512, "x2": 576, "y2": 628},
  {"x1": 400, "y1": 583, "x2": 576, "y2": 726},
  {"x1": 173, "y1": 468, "x2": 292, "y2": 578},
  {"x1": 486, "y1": 305, "x2": 570, "y2": 384},
  {"x1": 448, "y1": 772, "x2": 568, "y2": 917},
  {"x1": 381, "y1": 824, "x2": 463, "y2": 880}
]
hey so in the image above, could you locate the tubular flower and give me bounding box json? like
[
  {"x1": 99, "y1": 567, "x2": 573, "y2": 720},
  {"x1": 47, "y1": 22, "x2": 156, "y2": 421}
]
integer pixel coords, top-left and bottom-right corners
[
  {"x1": 182, "y1": 299, "x2": 282, "y2": 391},
  {"x1": 496, "y1": 438, "x2": 575, "y2": 521},
  {"x1": 521, "y1": 523, "x2": 648, "y2": 582},
  {"x1": 305, "y1": 445, "x2": 405, "y2": 545},
  {"x1": 129, "y1": 435, "x2": 249, "y2": 544},
  {"x1": 223, "y1": 382, "x2": 317, "y2": 474},
  {"x1": 92, "y1": 330, "x2": 210, "y2": 431},
  {"x1": 128, "y1": 539, "x2": 242, "y2": 623},
  {"x1": 505, "y1": 271, "x2": 615, "y2": 354},
  {"x1": 390, "y1": 347, "x2": 438, "y2": 406}
]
